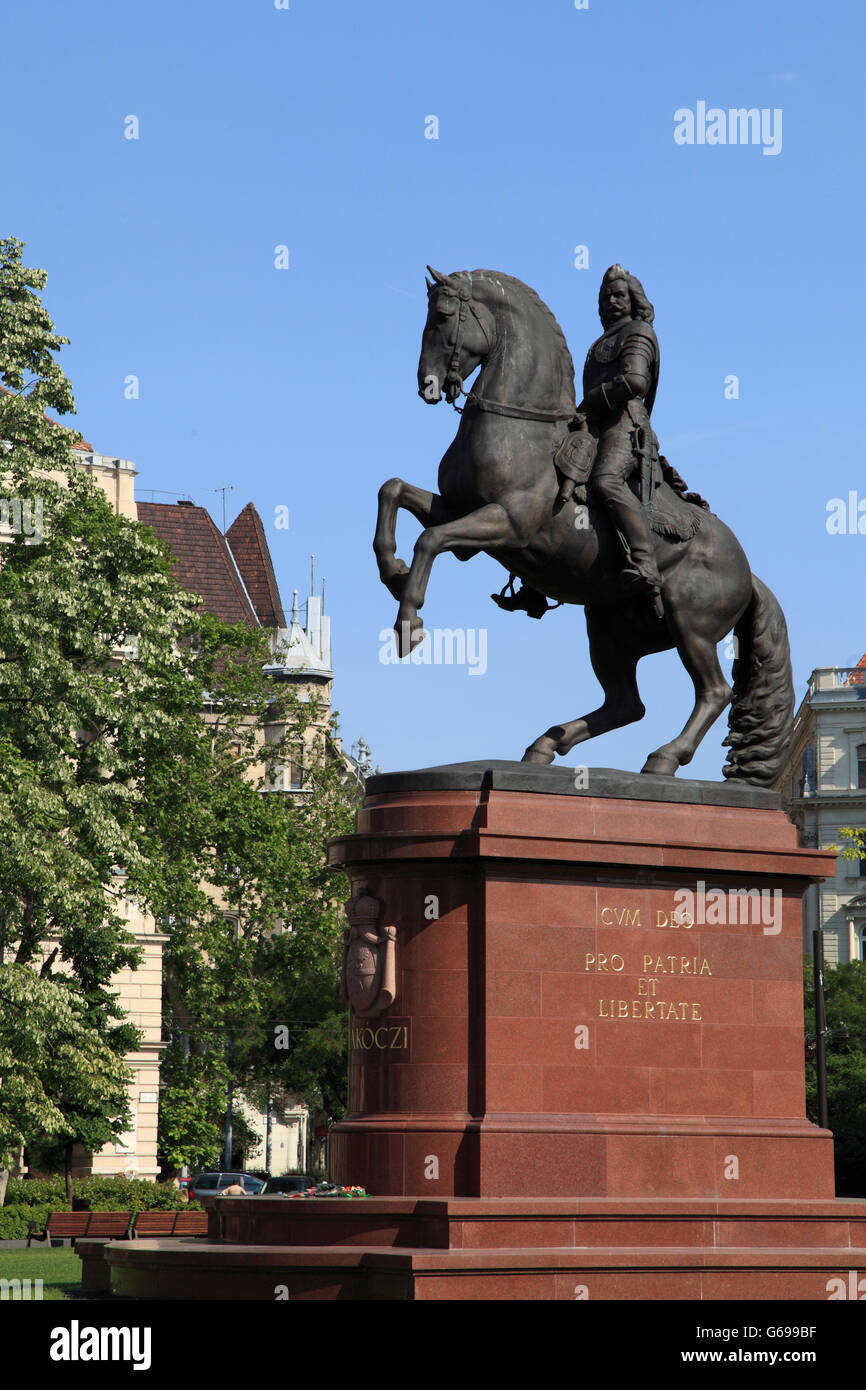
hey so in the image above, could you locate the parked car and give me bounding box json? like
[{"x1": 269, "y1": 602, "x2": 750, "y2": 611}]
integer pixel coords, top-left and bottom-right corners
[
  {"x1": 257, "y1": 1175, "x2": 316, "y2": 1195},
  {"x1": 189, "y1": 1171, "x2": 265, "y2": 1201}
]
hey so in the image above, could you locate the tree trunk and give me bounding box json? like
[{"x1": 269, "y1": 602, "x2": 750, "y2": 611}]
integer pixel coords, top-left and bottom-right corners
[
  {"x1": 0, "y1": 1169, "x2": 9, "y2": 1208},
  {"x1": 64, "y1": 1143, "x2": 74, "y2": 1204}
]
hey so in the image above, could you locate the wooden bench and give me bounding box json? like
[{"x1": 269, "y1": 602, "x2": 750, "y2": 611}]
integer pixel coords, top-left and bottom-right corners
[
  {"x1": 132, "y1": 1209, "x2": 208, "y2": 1237},
  {"x1": 27, "y1": 1210, "x2": 132, "y2": 1247},
  {"x1": 77, "y1": 1211, "x2": 208, "y2": 1291}
]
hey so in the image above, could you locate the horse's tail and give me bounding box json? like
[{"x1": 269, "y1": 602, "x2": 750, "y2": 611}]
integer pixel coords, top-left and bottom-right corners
[{"x1": 722, "y1": 574, "x2": 794, "y2": 786}]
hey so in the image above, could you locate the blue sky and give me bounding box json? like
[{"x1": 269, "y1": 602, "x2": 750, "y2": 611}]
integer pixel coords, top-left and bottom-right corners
[{"x1": 3, "y1": 0, "x2": 865, "y2": 780}]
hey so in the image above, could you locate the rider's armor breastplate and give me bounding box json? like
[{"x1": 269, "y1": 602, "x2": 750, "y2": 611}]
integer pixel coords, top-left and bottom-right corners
[{"x1": 582, "y1": 319, "x2": 658, "y2": 408}]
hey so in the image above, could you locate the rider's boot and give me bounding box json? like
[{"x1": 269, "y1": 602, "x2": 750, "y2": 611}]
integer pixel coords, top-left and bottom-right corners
[{"x1": 613, "y1": 503, "x2": 664, "y2": 616}]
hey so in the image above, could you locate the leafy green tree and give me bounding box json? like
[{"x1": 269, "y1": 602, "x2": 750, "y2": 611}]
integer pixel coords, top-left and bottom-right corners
[
  {"x1": 0, "y1": 237, "x2": 356, "y2": 1191},
  {"x1": 804, "y1": 956, "x2": 866, "y2": 1195},
  {"x1": 0, "y1": 965, "x2": 131, "y2": 1204},
  {"x1": 156, "y1": 732, "x2": 357, "y2": 1173}
]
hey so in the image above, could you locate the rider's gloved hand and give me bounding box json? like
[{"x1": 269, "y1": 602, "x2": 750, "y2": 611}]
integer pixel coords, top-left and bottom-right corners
[{"x1": 556, "y1": 478, "x2": 576, "y2": 509}]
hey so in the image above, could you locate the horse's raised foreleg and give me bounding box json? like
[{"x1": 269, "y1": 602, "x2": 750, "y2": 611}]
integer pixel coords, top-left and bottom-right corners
[
  {"x1": 374, "y1": 478, "x2": 451, "y2": 601},
  {"x1": 641, "y1": 619, "x2": 732, "y2": 775},
  {"x1": 522, "y1": 611, "x2": 646, "y2": 763},
  {"x1": 395, "y1": 501, "x2": 529, "y2": 656}
]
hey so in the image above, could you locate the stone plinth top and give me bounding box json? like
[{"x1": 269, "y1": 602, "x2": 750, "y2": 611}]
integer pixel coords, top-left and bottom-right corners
[{"x1": 365, "y1": 761, "x2": 780, "y2": 811}]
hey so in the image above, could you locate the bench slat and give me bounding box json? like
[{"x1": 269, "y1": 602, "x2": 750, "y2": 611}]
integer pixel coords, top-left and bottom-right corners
[
  {"x1": 132, "y1": 1212, "x2": 178, "y2": 1235},
  {"x1": 87, "y1": 1213, "x2": 132, "y2": 1236},
  {"x1": 46, "y1": 1214, "x2": 92, "y2": 1234},
  {"x1": 132, "y1": 1210, "x2": 208, "y2": 1236},
  {"x1": 27, "y1": 1210, "x2": 132, "y2": 1245},
  {"x1": 172, "y1": 1211, "x2": 207, "y2": 1234}
]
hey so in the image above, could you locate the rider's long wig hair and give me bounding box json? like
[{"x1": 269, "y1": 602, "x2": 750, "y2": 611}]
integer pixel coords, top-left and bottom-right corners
[{"x1": 600, "y1": 265, "x2": 654, "y2": 324}]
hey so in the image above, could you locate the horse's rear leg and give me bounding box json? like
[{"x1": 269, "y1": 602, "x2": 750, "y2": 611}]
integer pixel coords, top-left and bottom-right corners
[
  {"x1": 641, "y1": 621, "x2": 732, "y2": 776},
  {"x1": 374, "y1": 478, "x2": 450, "y2": 600},
  {"x1": 522, "y1": 614, "x2": 646, "y2": 763}
]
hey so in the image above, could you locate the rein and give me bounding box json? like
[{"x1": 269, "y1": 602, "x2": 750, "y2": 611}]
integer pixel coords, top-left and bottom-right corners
[{"x1": 455, "y1": 391, "x2": 574, "y2": 423}]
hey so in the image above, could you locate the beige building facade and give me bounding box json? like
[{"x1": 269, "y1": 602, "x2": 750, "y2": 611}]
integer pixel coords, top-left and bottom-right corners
[{"x1": 777, "y1": 661, "x2": 866, "y2": 966}]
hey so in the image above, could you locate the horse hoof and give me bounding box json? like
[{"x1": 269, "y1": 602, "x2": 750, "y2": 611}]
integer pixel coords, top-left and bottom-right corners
[
  {"x1": 641, "y1": 753, "x2": 679, "y2": 776},
  {"x1": 521, "y1": 742, "x2": 556, "y2": 765}
]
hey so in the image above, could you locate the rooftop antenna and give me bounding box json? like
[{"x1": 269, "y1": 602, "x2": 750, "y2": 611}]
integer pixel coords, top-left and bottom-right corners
[
  {"x1": 139, "y1": 489, "x2": 196, "y2": 502},
  {"x1": 322, "y1": 576, "x2": 326, "y2": 614},
  {"x1": 212, "y1": 485, "x2": 236, "y2": 533}
]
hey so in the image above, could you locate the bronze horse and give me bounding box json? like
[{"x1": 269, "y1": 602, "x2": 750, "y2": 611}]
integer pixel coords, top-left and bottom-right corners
[{"x1": 373, "y1": 268, "x2": 792, "y2": 784}]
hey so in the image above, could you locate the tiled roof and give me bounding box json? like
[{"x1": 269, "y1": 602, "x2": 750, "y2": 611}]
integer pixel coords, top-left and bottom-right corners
[
  {"x1": 226, "y1": 503, "x2": 286, "y2": 628},
  {"x1": 136, "y1": 501, "x2": 259, "y2": 627},
  {"x1": 0, "y1": 383, "x2": 93, "y2": 450}
]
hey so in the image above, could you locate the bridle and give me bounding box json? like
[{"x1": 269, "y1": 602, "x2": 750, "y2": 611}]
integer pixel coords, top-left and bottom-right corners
[
  {"x1": 435, "y1": 278, "x2": 574, "y2": 424},
  {"x1": 439, "y1": 279, "x2": 490, "y2": 404}
]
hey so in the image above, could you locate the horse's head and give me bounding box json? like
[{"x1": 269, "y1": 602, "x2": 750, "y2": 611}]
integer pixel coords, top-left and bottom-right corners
[{"x1": 417, "y1": 267, "x2": 493, "y2": 406}]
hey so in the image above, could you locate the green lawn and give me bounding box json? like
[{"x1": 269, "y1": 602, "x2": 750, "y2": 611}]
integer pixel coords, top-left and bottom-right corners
[{"x1": 0, "y1": 1247, "x2": 81, "y2": 1301}]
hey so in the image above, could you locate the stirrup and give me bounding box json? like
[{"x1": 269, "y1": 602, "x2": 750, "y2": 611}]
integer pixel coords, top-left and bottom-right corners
[{"x1": 491, "y1": 576, "x2": 561, "y2": 621}]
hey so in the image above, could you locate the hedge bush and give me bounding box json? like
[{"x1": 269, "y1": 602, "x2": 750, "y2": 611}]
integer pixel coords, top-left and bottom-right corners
[
  {"x1": 0, "y1": 1203, "x2": 55, "y2": 1240},
  {"x1": 74, "y1": 1178, "x2": 195, "y2": 1212},
  {"x1": 1, "y1": 1178, "x2": 199, "y2": 1238},
  {"x1": 4, "y1": 1178, "x2": 66, "y2": 1208}
]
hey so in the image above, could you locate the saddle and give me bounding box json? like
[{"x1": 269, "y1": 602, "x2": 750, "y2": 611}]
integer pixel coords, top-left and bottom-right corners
[
  {"x1": 646, "y1": 453, "x2": 709, "y2": 541},
  {"x1": 493, "y1": 427, "x2": 710, "y2": 621},
  {"x1": 553, "y1": 422, "x2": 708, "y2": 542}
]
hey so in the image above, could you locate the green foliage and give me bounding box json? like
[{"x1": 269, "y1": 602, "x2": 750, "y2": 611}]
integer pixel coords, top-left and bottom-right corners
[
  {"x1": 4, "y1": 1176, "x2": 66, "y2": 1206},
  {"x1": 0, "y1": 965, "x2": 131, "y2": 1176},
  {"x1": 154, "y1": 674, "x2": 359, "y2": 1163},
  {"x1": 73, "y1": 1176, "x2": 198, "y2": 1211},
  {"x1": 804, "y1": 957, "x2": 866, "y2": 1195},
  {"x1": 838, "y1": 826, "x2": 866, "y2": 862},
  {"x1": 0, "y1": 239, "x2": 358, "y2": 1181},
  {"x1": 0, "y1": 1202, "x2": 55, "y2": 1239},
  {"x1": 157, "y1": 744, "x2": 358, "y2": 1165},
  {"x1": 0, "y1": 1177, "x2": 197, "y2": 1236}
]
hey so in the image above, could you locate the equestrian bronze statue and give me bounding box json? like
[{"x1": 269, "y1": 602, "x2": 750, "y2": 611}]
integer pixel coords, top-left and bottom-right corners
[{"x1": 373, "y1": 265, "x2": 793, "y2": 785}]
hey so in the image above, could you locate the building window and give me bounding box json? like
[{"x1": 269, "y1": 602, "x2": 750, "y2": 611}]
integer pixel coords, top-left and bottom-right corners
[
  {"x1": 859, "y1": 857, "x2": 866, "y2": 879},
  {"x1": 800, "y1": 745, "x2": 816, "y2": 796},
  {"x1": 857, "y1": 744, "x2": 866, "y2": 789}
]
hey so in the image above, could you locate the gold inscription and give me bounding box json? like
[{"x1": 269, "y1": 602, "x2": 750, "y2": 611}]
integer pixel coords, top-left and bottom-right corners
[
  {"x1": 599, "y1": 999, "x2": 703, "y2": 1023},
  {"x1": 587, "y1": 946, "x2": 710, "y2": 1023},
  {"x1": 583, "y1": 952, "x2": 626, "y2": 973},
  {"x1": 655, "y1": 909, "x2": 694, "y2": 929},
  {"x1": 640, "y1": 955, "x2": 712, "y2": 976},
  {"x1": 600, "y1": 906, "x2": 642, "y2": 926},
  {"x1": 599, "y1": 904, "x2": 701, "y2": 929},
  {"x1": 350, "y1": 1024, "x2": 409, "y2": 1051}
]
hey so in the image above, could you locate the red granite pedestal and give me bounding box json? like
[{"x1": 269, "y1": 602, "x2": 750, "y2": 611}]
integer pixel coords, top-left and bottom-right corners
[{"x1": 101, "y1": 763, "x2": 866, "y2": 1300}]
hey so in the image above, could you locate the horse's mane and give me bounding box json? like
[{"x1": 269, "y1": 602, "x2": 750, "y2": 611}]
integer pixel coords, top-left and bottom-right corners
[{"x1": 458, "y1": 269, "x2": 576, "y2": 409}]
